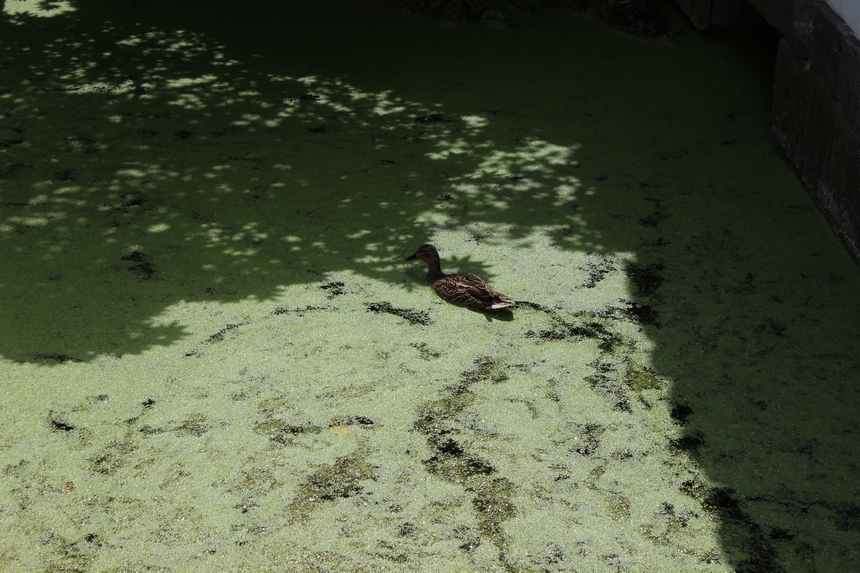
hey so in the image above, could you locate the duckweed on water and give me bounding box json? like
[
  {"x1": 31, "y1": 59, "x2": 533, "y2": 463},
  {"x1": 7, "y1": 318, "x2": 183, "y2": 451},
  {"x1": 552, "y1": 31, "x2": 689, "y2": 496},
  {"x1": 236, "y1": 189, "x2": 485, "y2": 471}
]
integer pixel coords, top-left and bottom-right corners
[
  {"x1": 626, "y1": 362, "x2": 665, "y2": 391},
  {"x1": 88, "y1": 437, "x2": 137, "y2": 476},
  {"x1": 409, "y1": 341, "x2": 442, "y2": 360},
  {"x1": 253, "y1": 420, "x2": 324, "y2": 446},
  {"x1": 412, "y1": 357, "x2": 521, "y2": 551},
  {"x1": 170, "y1": 414, "x2": 210, "y2": 437},
  {"x1": 2, "y1": 1, "x2": 858, "y2": 570},
  {"x1": 366, "y1": 301, "x2": 433, "y2": 326},
  {"x1": 287, "y1": 449, "x2": 377, "y2": 523}
]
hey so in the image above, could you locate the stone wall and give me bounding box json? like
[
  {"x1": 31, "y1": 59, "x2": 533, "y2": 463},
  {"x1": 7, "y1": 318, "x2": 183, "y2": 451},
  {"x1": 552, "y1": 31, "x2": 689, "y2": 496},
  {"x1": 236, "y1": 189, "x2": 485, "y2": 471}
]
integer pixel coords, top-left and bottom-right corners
[
  {"x1": 674, "y1": 0, "x2": 860, "y2": 263},
  {"x1": 674, "y1": 0, "x2": 767, "y2": 29},
  {"x1": 828, "y1": 0, "x2": 860, "y2": 34}
]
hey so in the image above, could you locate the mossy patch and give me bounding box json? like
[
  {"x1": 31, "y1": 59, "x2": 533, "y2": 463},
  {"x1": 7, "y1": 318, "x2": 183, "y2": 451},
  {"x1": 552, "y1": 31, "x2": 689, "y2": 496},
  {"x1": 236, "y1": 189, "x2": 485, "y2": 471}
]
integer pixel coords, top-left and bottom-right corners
[
  {"x1": 522, "y1": 302, "x2": 628, "y2": 353},
  {"x1": 626, "y1": 362, "x2": 665, "y2": 391},
  {"x1": 410, "y1": 341, "x2": 441, "y2": 360},
  {"x1": 121, "y1": 250, "x2": 155, "y2": 281},
  {"x1": 88, "y1": 437, "x2": 137, "y2": 476},
  {"x1": 287, "y1": 449, "x2": 377, "y2": 523},
  {"x1": 319, "y1": 281, "x2": 346, "y2": 298},
  {"x1": 367, "y1": 301, "x2": 432, "y2": 326},
  {"x1": 253, "y1": 420, "x2": 323, "y2": 446},
  {"x1": 411, "y1": 356, "x2": 521, "y2": 553}
]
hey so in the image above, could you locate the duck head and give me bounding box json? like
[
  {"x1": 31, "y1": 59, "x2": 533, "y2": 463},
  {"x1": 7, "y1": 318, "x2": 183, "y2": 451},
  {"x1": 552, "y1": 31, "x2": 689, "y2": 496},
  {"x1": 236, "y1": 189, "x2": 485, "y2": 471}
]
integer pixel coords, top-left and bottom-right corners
[{"x1": 405, "y1": 244, "x2": 439, "y2": 264}]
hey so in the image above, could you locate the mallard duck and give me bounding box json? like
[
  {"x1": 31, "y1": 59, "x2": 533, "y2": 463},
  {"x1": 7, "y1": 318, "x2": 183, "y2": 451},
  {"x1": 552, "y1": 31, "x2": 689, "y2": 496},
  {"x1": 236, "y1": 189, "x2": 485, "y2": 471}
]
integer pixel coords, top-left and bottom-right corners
[{"x1": 406, "y1": 244, "x2": 515, "y2": 311}]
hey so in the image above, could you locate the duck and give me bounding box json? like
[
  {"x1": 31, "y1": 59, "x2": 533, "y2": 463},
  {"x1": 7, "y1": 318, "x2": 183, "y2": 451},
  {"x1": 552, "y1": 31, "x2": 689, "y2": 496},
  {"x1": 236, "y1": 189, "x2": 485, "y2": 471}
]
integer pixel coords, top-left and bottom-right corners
[{"x1": 406, "y1": 244, "x2": 515, "y2": 312}]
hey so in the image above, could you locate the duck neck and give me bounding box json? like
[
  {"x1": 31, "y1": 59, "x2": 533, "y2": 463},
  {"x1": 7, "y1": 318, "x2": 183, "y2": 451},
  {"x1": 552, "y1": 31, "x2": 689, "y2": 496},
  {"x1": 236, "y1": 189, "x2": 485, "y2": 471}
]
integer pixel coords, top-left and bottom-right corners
[{"x1": 425, "y1": 258, "x2": 446, "y2": 282}]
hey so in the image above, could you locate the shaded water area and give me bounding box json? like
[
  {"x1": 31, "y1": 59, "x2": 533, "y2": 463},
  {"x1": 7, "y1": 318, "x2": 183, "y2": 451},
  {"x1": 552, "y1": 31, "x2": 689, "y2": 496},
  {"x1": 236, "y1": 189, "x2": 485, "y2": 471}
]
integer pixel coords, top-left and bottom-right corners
[{"x1": 1, "y1": 0, "x2": 859, "y2": 571}]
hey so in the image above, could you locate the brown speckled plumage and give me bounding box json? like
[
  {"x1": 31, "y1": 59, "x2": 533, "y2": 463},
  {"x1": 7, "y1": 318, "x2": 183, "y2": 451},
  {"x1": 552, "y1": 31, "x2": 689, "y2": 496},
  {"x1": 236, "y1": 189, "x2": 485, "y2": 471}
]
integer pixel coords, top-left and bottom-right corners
[{"x1": 406, "y1": 244, "x2": 515, "y2": 312}]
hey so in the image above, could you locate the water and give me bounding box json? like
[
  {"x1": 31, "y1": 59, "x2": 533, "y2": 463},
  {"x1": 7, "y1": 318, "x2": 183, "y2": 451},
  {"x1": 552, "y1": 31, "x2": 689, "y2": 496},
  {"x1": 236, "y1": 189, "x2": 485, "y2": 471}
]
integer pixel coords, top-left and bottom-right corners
[{"x1": 1, "y1": 1, "x2": 858, "y2": 571}]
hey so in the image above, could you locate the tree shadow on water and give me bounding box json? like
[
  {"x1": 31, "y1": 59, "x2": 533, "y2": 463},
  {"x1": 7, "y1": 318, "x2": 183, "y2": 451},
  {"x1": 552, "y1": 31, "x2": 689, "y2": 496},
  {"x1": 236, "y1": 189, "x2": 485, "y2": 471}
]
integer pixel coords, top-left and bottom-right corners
[{"x1": 0, "y1": 5, "x2": 591, "y2": 364}]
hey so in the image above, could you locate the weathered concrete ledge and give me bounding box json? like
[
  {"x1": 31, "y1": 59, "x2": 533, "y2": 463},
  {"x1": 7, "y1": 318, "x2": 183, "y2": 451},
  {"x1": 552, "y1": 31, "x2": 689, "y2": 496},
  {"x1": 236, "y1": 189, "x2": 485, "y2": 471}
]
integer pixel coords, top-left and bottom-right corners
[
  {"x1": 673, "y1": 0, "x2": 769, "y2": 31},
  {"x1": 674, "y1": 0, "x2": 860, "y2": 264}
]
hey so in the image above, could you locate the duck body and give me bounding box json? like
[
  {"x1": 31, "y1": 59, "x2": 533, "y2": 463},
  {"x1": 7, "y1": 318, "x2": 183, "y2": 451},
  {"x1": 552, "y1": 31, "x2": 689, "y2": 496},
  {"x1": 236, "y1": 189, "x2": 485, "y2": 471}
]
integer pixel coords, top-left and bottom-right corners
[{"x1": 406, "y1": 244, "x2": 515, "y2": 312}]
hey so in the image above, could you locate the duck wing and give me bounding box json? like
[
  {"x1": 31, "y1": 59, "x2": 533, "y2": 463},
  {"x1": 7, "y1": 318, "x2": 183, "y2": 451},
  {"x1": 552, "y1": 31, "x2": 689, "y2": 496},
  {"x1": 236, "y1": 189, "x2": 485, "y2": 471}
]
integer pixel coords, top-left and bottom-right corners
[{"x1": 435, "y1": 273, "x2": 515, "y2": 310}]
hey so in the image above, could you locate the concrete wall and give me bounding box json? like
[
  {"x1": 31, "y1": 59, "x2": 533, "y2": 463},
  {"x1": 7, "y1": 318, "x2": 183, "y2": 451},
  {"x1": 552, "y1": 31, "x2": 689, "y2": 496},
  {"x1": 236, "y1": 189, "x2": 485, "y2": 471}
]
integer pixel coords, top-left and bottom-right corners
[
  {"x1": 673, "y1": 0, "x2": 860, "y2": 264},
  {"x1": 673, "y1": 0, "x2": 766, "y2": 29},
  {"x1": 829, "y1": 0, "x2": 860, "y2": 35}
]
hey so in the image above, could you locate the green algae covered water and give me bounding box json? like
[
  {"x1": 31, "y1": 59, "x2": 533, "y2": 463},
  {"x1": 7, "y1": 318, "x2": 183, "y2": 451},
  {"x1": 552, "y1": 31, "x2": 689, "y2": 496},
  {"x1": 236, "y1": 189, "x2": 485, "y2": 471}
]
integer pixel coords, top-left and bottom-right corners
[{"x1": 1, "y1": 1, "x2": 859, "y2": 571}]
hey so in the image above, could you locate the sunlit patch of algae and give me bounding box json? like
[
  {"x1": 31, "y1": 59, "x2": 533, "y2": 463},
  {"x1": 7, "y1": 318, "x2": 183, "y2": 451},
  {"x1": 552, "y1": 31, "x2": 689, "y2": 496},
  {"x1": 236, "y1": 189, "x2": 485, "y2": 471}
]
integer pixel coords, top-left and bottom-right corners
[{"x1": 2, "y1": 0, "x2": 860, "y2": 571}]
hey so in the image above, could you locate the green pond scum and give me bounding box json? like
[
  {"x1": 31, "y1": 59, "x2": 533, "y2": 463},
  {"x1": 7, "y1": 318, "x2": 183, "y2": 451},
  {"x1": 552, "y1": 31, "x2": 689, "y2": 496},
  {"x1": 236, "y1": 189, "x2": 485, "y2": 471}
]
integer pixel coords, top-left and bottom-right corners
[{"x1": 1, "y1": 0, "x2": 859, "y2": 571}]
